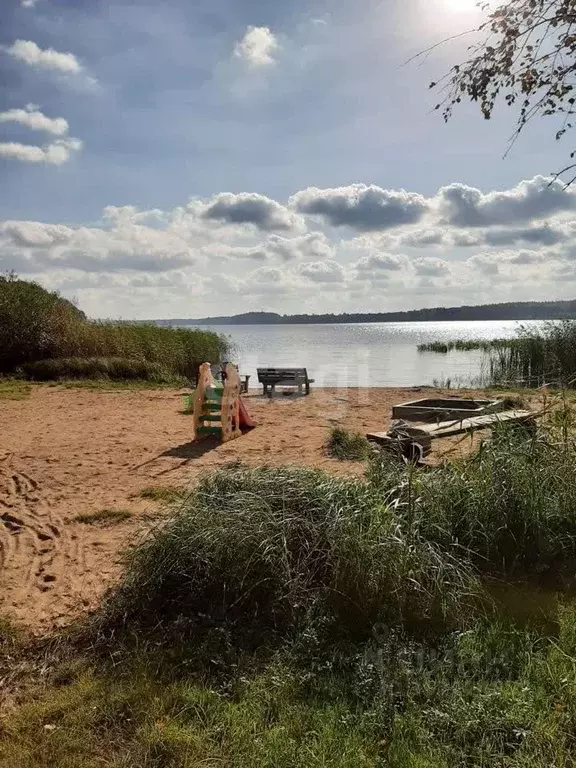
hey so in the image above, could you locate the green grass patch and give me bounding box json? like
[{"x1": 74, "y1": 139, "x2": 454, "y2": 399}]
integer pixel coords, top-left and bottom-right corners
[
  {"x1": 138, "y1": 485, "x2": 187, "y2": 503},
  {"x1": 326, "y1": 427, "x2": 371, "y2": 461},
  {"x1": 0, "y1": 379, "x2": 31, "y2": 400},
  {"x1": 74, "y1": 508, "x2": 133, "y2": 526},
  {"x1": 21, "y1": 357, "x2": 184, "y2": 384},
  {"x1": 7, "y1": 426, "x2": 576, "y2": 766}
]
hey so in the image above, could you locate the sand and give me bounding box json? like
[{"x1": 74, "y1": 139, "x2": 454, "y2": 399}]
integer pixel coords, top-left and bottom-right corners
[{"x1": 0, "y1": 385, "x2": 503, "y2": 631}]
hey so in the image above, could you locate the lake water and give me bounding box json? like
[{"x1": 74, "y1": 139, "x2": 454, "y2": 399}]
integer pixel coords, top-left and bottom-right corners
[{"x1": 191, "y1": 320, "x2": 546, "y2": 388}]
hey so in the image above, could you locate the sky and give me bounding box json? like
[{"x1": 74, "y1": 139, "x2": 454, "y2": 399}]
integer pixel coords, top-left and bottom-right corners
[{"x1": 1, "y1": 0, "x2": 575, "y2": 319}]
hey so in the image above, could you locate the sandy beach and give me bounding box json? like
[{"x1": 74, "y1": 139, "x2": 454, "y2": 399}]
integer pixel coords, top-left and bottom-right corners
[{"x1": 0, "y1": 384, "x2": 515, "y2": 631}]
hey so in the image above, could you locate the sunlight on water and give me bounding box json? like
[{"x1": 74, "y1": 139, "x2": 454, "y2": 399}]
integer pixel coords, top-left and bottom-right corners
[{"x1": 185, "y1": 320, "x2": 546, "y2": 387}]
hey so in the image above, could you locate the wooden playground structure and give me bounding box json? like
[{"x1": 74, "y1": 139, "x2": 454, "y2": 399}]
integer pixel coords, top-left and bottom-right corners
[{"x1": 191, "y1": 362, "x2": 254, "y2": 443}]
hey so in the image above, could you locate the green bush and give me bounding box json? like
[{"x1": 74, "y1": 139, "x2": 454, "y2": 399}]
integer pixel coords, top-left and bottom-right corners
[
  {"x1": 0, "y1": 274, "x2": 228, "y2": 380},
  {"x1": 0, "y1": 273, "x2": 85, "y2": 372},
  {"x1": 326, "y1": 427, "x2": 371, "y2": 461},
  {"x1": 102, "y1": 466, "x2": 480, "y2": 643},
  {"x1": 369, "y1": 426, "x2": 576, "y2": 579}
]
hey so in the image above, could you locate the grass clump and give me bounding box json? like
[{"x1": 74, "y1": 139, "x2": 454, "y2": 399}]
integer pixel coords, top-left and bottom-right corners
[
  {"x1": 138, "y1": 485, "x2": 187, "y2": 503},
  {"x1": 488, "y1": 320, "x2": 576, "y2": 387},
  {"x1": 0, "y1": 274, "x2": 228, "y2": 382},
  {"x1": 418, "y1": 339, "x2": 513, "y2": 353},
  {"x1": 369, "y1": 424, "x2": 576, "y2": 580},
  {"x1": 21, "y1": 356, "x2": 181, "y2": 383},
  {"x1": 101, "y1": 466, "x2": 479, "y2": 643},
  {"x1": 74, "y1": 508, "x2": 133, "y2": 526},
  {"x1": 0, "y1": 379, "x2": 31, "y2": 400},
  {"x1": 326, "y1": 427, "x2": 371, "y2": 461}
]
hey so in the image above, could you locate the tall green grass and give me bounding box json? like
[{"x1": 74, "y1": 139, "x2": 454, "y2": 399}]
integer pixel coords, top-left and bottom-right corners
[
  {"x1": 0, "y1": 274, "x2": 228, "y2": 381},
  {"x1": 487, "y1": 321, "x2": 576, "y2": 387},
  {"x1": 418, "y1": 339, "x2": 513, "y2": 353},
  {"x1": 6, "y1": 438, "x2": 576, "y2": 766},
  {"x1": 369, "y1": 422, "x2": 576, "y2": 580},
  {"x1": 101, "y1": 466, "x2": 480, "y2": 644}
]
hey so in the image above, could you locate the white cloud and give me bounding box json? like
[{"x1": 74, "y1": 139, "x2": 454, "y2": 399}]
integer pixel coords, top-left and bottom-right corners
[
  {"x1": 438, "y1": 176, "x2": 576, "y2": 228},
  {"x1": 0, "y1": 137, "x2": 82, "y2": 165},
  {"x1": 3, "y1": 176, "x2": 576, "y2": 317},
  {"x1": 0, "y1": 217, "x2": 197, "y2": 273},
  {"x1": 413, "y1": 257, "x2": 450, "y2": 276},
  {"x1": 209, "y1": 232, "x2": 333, "y2": 262},
  {"x1": 4, "y1": 39, "x2": 82, "y2": 73},
  {"x1": 201, "y1": 191, "x2": 304, "y2": 232},
  {"x1": 0, "y1": 105, "x2": 68, "y2": 136},
  {"x1": 297, "y1": 259, "x2": 345, "y2": 282},
  {"x1": 234, "y1": 26, "x2": 279, "y2": 67},
  {"x1": 291, "y1": 184, "x2": 429, "y2": 231},
  {"x1": 355, "y1": 252, "x2": 405, "y2": 274},
  {"x1": 21, "y1": 0, "x2": 40, "y2": 6}
]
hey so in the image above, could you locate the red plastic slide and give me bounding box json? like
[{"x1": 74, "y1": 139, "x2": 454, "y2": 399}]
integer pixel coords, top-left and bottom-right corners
[{"x1": 238, "y1": 396, "x2": 256, "y2": 430}]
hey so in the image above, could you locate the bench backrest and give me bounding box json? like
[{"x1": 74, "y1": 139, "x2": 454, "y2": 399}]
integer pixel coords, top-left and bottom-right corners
[{"x1": 257, "y1": 367, "x2": 308, "y2": 383}]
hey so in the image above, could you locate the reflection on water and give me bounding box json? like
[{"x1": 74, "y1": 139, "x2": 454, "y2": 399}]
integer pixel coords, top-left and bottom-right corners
[{"x1": 188, "y1": 320, "x2": 546, "y2": 388}]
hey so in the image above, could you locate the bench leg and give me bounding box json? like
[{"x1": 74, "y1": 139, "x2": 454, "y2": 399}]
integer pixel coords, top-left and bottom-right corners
[
  {"x1": 270, "y1": 384, "x2": 275, "y2": 398},
  {"x1": 305, "y1": 382, "x2": 310, "y2": 395},
  {"x1": 263, "y1": 383, "x2": 268, "y2": 397},
  {"x1": 298, "y1": 383, "x2": 303, "y2": 396}
]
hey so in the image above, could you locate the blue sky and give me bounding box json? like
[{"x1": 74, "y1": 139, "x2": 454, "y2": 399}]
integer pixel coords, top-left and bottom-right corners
[{"x1": 1, "y1": 0, "x2": 575, "y2": 318}]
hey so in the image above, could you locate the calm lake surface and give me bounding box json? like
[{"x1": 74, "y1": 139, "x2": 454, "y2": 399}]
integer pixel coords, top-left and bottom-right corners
[{"x1": 189, "y1": 320, "x2": 547, "y2": 388}]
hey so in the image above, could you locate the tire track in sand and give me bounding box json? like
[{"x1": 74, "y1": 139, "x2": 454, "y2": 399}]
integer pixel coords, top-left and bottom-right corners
[{"x1": 0, "y1": 453, "x2": 84, "y2": 622}]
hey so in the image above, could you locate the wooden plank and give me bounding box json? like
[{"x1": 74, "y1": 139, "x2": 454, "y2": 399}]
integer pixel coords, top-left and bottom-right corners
[{"x1": 371, "y1": 409, "x2": 538, "y2": 443}]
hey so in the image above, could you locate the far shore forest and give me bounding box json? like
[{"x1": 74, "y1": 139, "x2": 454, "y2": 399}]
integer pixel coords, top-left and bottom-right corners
[{"x1": 163, "y1": 299, "x2": 576, "y2": 326}]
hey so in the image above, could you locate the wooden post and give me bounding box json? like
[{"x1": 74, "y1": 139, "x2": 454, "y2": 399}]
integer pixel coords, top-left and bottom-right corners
[{"x1": 221, "y1": 363, "x2": 242, "y2": 443}]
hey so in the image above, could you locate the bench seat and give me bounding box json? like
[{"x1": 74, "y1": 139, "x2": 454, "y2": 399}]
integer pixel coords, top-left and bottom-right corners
[{"x1": 257, "y1": 367, "x2": 314, "y2": 396}]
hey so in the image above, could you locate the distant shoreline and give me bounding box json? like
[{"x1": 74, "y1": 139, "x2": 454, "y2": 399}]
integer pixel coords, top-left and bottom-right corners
[{"x1": 153, "y1": 299, "x2": 576, "y2": 326}]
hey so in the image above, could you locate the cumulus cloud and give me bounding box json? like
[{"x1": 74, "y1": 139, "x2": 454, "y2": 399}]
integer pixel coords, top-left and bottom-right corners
[
  {"x1": 297, "y1": 259, "x2": 345, "y2": 282},
  {"x1": 413, "y1": 257, "x2": 450, "y2": 276},
  {"x1": 438, "y1": 176, "x2": 576, "y2": 228},
  {"x1": 234, "y1": 26, "x2": 279, "y2": 67},
  {"x1": 212, "y1": 232, "x2": 333, "y2": 262},
  {"x1": 264, "y1": 232, "x2": 333, "y2": 261},
  {"x1": 290, "y1": 184, "x2": 428, "y2": 231},
  {"x1": 1, "y1": 220, "x2": 73, "y2": 247},
  {"x1": 482, "y1": 224, "x2": 567, "y2": 247},
  {"x1": 355, "y1": 252, "x2": 404, "y2": 272},
  {"x1": 0, "y1": 104, "x2": 68, "y2": 136},
  {"x1": 21, "y1": 0, "x2": 40, "y2": 7},
  {"x1": 0, "y1": 137, "x2": 82, "y2": 165},
  {"x1": 4, "y1": 39, "x2": 82, "y2": 73},
  {"x1": 4, "y1": 176, "x2": 575, "y2": 316},
  {"x1": 353, "y1": 252, "x2": 406, "y2": 282},
  {"x1": 201, "y1": 192, "x2": 302, "y2": 232},
  {"x1": 0, "y1": 217, "x2": 197, "y2": 273},
  {"x1": 465, "y1": 250, "x2": 548, "y2": 276}
]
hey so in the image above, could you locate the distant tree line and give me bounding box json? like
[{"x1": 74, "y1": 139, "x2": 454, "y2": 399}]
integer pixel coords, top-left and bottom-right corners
[{"x1": 160, "y1": 300, "x2": 576, "y2": 326}]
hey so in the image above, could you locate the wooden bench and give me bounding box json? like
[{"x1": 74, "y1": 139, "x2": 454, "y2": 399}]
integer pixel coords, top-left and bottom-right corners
[
  {"x1": 367, "y1": 409, "x2": 539, "y2": 462},
  {"x1": 257, "y1": 367, "x2": 315, "y2": 397}
]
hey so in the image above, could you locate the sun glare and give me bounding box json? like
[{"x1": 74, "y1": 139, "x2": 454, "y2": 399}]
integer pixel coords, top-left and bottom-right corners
[{"x1": 444, "y1": 0, "x2": 478, "y2": 12}]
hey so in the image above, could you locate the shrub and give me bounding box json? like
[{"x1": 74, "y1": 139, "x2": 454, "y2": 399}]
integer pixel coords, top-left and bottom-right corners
[
  {"x1": 0, "y1": 275, "x2": 228, "y2": 380},
  {"x1": 326, "y1": 427, "x2": 371, "y2": 461},
  {"x1": 369, "y1": 425, "x2": 576, "y2": 579},
  {"x1": 101, "y1": 466, "x2": 480, "y2": 643},
  {"x1": 0, "y1": 273, "x2": 85, "y2": 372}
]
